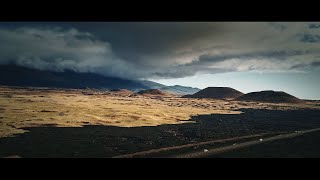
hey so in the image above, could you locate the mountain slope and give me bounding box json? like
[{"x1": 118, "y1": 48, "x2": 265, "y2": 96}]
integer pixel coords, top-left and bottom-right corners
[
  {"x1": 0, "y1": 65, "x2": 148, "y2": 90},
  {"x1": 131, "y1": 80, "x2": 200, "y2": 95},
  {"x1": 139, "y1": 80, "x2": 167, "y2": 89},
  {"x1": 159, "y1": 85, "x2": 201, "y2": 95},
  {"x1": 0, "y1": 65, "x2": 203, "y2": 93}
]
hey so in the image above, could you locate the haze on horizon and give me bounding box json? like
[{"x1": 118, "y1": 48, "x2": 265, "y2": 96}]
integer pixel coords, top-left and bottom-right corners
[{"x1": 0, "y1": 22, "x2": 320, "y2": 99}]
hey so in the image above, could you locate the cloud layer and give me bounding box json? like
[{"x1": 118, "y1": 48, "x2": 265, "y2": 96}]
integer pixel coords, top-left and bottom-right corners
[{"x1": 1, "y1": 22, "x2": 320, "y2": 79}]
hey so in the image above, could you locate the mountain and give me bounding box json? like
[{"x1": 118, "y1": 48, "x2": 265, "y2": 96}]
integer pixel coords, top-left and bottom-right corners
[
  {"x1": 183, "y1": 87, "x2": 244, "y2": 99},
  {"x1": 0, "y1": 65, "x2": 148, "y2": 90},
  {"x1": 139, "y1": 81, "x2": 200, "y2": 95},
  {"x1": 235, "y1": 90, "x2": 304, "y2": 103},
  {"x1": 0, "y1": 65, "x2": 201, "y2": 94},
  {"x1": 159, "y1": 85, "x2": 201, "y2": 95},
  {"x1": 139, "y1": 80, "x2": 167, "y2": 89}
]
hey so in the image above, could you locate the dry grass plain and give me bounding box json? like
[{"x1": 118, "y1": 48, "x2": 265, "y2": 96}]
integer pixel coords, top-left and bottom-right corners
[{"x1": 1, "y1": 86, "x2": 319, "y2": 138}]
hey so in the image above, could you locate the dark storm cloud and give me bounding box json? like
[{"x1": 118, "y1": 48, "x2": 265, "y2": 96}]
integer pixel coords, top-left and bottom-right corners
[
  {"x1": 52, "y1": 22, "x2": 223, "y2": 66},
  {"x1": 0, "y1": 22, "x2": 320, "y2": 79},
  {"x1": 151, "y1": 66, "x2": 229, "y2": 79},
  {"x1": 289, "y1": 60, "x2": 320, "y2": 70},
  {"x1": 311, "y1": 61, "x2": 320, "y2": 67},
  {"x1": 186, "y1": 50, "x2": 307, "y2": 66},
  {"x1": 309, "y1": 24, "x2": 320, "y2": 29},
  {"x1": 289, "y1": 63, "x2": 307, "y2": 70},
  {"x1": 156, "y1": 50, "x2": 310, "y2": 78},
  {"x1": 300, "y1": 34, "x2": 320, "y2": 43}
]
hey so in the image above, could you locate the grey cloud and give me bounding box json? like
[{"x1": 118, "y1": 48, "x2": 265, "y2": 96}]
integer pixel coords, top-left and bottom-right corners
[
  {"x1": 62, "y1": 22, "x2": 223, "y2": 67},
  {"x1": 300, "y1": 34, "x2": 320, "y2": 43},
  {"x1": 1, "y1": 22, "x2": 320, "y2": 80},
  {"x1": 269, "y1": 22, "x2": 288, "y2": 32},
  {"x1": 289, "y1": 60, "x2": 320, "y2": 70},
  {"x1": 0, "y1": 27, "x2": 131, "y2": 77},
  {"x1": 311, "y1": 61, "x2": 320, "y2": 67},
  {"x1": 309, "y1": 24, "x2": 320, "y2": 29},
  {"x1": 150, "y1": 50, "x2": 309, "y2": 79},
  {"x1": 182, "y1": 50, "x2": 308, "y2": 69},
  {"x1": 290, "y1": 63, "x2": 308, "y2": 70},
  {"x1": 151, "y1": 66, "x2": 229, "y2": 79}
]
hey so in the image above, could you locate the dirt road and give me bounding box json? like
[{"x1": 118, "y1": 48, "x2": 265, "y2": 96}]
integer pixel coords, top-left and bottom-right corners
[
  {"x1": 175, "y1": 128, "x2": 320, "y2": 158},
  {"x1": 113, "y1": 132, "x2": 285, "y2": 158},
  {"x1": 114, "y1": 128, "x2": 320, "y2": 158}
]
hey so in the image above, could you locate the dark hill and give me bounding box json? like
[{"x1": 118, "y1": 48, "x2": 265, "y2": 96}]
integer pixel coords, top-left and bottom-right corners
[
  {"x1": 235, "y1": 90, "x2": 304, "y2": 103},
  {"x1": 183, "y1": 87, "x2": 244, "y2": 99}
]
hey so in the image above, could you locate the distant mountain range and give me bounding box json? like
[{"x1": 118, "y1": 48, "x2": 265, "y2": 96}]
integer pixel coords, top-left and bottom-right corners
[
  {"x1": 159, "y1": 85, "x2": 201, "y2": 95},
  {"x1": 138, "y1": 81, "x2": 200, "y2": 95},
  {"x1": 0, "y1": 65, "x2": 200, "y2": 95}
]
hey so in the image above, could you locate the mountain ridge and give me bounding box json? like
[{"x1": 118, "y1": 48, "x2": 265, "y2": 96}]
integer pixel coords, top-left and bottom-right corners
[{"x1": 0, "y1": 65, "x2": 199, "y2": 94}]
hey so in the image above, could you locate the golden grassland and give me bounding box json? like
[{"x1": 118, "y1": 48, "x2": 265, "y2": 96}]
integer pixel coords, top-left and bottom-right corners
[{"x1": 0, "y1": 86, "x2": 319, "y2": 137}]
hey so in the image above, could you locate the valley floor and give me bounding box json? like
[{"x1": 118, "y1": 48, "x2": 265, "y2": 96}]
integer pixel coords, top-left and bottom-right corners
[{"x1": 0, "y1": 86, "x2": 320, "y2": 158}]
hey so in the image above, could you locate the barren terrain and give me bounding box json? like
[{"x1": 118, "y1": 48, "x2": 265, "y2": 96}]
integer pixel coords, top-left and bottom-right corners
[{"x1": 1, "y1": 86, "x2": 320, "y2": 158}]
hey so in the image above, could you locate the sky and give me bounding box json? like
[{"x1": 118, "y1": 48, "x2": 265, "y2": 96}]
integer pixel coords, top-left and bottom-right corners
[{"x1": 0, "y1": 22, "x2": 320, "y2": 99}]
